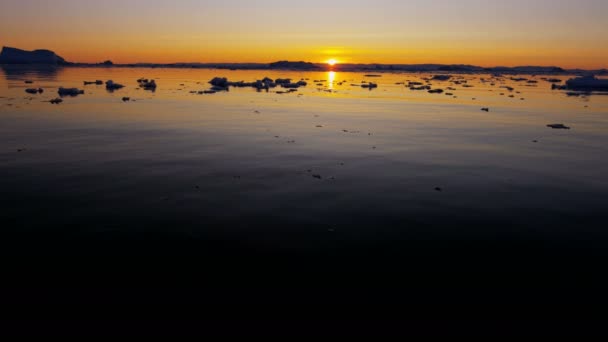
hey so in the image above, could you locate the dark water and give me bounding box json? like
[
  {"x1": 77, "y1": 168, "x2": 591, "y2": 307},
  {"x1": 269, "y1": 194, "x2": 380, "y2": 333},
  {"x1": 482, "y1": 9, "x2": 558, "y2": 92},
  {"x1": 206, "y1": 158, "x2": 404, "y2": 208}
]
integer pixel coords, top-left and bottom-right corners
[{"x1": 1, "y1": 66, "x2": 608, "y2": 309}]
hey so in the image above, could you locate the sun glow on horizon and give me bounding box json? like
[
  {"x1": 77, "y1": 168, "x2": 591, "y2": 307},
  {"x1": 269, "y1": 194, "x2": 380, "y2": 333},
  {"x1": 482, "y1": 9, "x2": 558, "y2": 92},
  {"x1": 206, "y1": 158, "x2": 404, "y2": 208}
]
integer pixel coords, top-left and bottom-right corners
[{"x1": 0, "y1": 1, "x2": 607, "y2": 68}]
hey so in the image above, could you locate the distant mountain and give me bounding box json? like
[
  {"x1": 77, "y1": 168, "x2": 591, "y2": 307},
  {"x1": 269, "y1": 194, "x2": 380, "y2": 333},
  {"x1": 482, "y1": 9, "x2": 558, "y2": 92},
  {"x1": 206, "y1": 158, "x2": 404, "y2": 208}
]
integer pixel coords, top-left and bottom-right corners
[
  {"x1": 0, "y1": 46, "x2": 69, "y2": 65},
  {"x1": 327, "y1": 63, "x2": 485, "y2": 72},
  {"x1": 486, "y1": 66, "x2": 565, "y2": 73},
  {"x1": 326, "y1": 63, "x2": 568, "y2": 74},
  {"x1": 269, "y1": 61, "x2": 319, "y2": 70},
  {"x1": 438, "y1": 65, "x2": 483, "y2": 72},
  {"x1": 566, "y1": 68, "x2": 608, "y2": 75}
]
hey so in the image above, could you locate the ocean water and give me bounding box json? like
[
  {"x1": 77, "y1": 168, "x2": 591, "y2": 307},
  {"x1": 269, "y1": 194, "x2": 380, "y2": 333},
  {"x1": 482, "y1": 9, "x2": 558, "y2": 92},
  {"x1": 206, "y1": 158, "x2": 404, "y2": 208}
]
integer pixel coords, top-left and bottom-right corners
[{"x1": 1, "y1": 66, "x2": 608, "y2": 303}]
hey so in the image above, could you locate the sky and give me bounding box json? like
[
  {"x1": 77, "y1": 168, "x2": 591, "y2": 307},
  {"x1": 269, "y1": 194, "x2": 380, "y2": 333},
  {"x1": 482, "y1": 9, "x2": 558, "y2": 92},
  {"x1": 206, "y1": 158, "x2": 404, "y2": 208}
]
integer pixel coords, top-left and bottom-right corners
[{"x1": 1, "y1": 0, "x2": 607, "y2": 68}]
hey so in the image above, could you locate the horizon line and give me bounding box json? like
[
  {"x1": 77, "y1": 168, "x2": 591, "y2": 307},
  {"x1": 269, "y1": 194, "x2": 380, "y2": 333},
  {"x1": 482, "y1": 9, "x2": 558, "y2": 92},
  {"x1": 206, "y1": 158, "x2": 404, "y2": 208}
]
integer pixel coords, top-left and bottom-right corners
[
  {"x1": 1, "y1": 46, "x2": 607, "y2": 70},
  {"x1": 65, "y1": 61, "x2": 607, "y2": 71}
]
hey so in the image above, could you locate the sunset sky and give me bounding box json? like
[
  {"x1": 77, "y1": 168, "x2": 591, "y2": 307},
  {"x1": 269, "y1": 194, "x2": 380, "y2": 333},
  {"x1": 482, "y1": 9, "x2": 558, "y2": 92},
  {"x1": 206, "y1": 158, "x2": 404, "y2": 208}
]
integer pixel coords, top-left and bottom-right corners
[{"x1": 1, "y1": 0, "x2": 607, "y2": 68}]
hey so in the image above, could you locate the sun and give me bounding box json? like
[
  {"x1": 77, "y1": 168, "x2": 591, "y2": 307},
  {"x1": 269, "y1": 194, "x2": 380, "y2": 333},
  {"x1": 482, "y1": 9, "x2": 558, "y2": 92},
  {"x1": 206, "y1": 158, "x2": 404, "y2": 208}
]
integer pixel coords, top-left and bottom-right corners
[{"x1": 327, "y1": 59, "x2": 338, "y2": 66}]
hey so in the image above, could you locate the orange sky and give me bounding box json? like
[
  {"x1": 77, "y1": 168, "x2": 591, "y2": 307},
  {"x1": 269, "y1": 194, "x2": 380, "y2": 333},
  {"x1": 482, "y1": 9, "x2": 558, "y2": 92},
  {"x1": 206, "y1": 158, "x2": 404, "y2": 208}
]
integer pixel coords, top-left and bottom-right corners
[{"x1": 1, "y1": 0, "x2": 607, "y2": 68}]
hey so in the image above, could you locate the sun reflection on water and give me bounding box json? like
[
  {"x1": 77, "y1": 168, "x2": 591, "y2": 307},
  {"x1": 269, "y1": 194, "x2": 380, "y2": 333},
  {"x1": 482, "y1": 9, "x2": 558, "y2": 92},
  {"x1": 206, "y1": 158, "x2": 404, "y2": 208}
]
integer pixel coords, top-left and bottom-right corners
[{"x1": 328, "y1": 71, "x2": 336, "y2": 90}]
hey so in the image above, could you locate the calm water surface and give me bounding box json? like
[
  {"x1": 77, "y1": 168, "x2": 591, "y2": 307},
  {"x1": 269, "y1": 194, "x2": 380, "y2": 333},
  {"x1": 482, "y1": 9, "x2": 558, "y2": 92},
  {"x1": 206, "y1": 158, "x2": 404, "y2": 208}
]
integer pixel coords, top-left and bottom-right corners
[{"x1": 1, "y1": 66, "x2": 608, "y2": 300}]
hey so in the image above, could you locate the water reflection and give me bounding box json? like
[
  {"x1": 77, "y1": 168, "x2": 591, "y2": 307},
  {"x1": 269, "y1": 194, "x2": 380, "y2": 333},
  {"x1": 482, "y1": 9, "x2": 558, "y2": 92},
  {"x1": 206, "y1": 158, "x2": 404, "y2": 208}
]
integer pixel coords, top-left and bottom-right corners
[
  {"x1": 1, "y1": 67, "x2": 607, "y2": 268},
  {"x1": 328, "y1": 71, "x2": 336, "y2": 90},
  {"x1": 1, "y1": 64, "x2": 63, "y2": 82}
]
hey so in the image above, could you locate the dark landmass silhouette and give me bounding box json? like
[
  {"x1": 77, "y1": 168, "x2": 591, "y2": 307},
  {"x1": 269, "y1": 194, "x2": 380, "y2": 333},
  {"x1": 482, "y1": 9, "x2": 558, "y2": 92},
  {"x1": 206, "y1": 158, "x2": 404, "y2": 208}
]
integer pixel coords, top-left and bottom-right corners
[
  {"x1": 269, "y1": 60, "x2": 319, "y2": 70},
  {"x1": 0, "y1": 46, "x2": 69, "y2": 65},
  {"x1": 1, "y1": 46, "x2": 607, "y2": 75},
  {"x1": 555, "y1": 75, "x2": 608, "y2": 91}
]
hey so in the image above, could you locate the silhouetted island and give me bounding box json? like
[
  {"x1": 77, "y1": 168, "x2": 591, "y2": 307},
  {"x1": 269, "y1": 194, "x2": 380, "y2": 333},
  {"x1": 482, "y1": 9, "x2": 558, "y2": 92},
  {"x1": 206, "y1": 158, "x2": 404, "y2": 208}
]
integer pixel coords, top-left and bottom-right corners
[
  {"x1": 551, "y1": 74, "x2": 608, "y2": 91},
  {"x1": 0, "y1": 46, "x2": 69, "y2": 65},
  {"x1": 269, "y1": 61, "x2": 319, "y2": 70}
]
